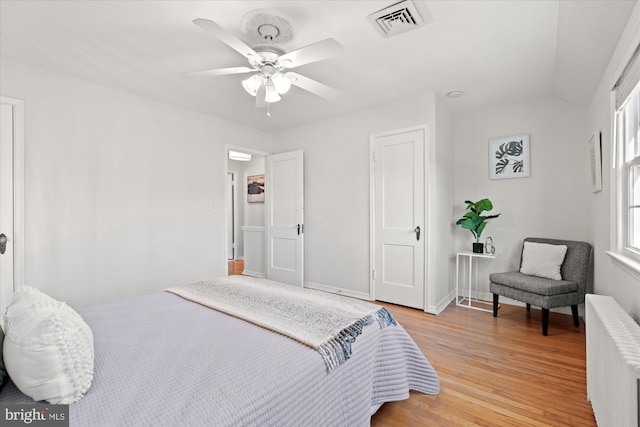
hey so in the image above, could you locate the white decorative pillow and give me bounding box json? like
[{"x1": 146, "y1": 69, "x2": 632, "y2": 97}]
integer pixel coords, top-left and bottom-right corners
[
  {"x1": 3, "y1": 287, "x2": 94, "y2": 404},
  {"x1": 520, "y1": 242, "x2": 568, "y2": 280}
]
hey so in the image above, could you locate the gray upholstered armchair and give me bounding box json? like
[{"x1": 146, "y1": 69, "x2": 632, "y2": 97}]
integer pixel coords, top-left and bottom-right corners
[{"x1": 489, "y1": 237, "x2": 592, "y2": 336}]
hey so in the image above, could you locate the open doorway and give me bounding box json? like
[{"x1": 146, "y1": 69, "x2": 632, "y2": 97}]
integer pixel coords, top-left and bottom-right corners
[
  {"x1": 225, "y1": 146, "x2": 269, "y2": 278},
  {"x1": 226, "y1": 169, "x2": 242, "y2": 278}
]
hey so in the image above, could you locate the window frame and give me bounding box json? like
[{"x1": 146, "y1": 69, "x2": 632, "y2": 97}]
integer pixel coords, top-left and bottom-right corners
[
  {"x1": 610, "y1": 80, "x2": 640, "y2": 275},
  {"x1": 627, "y1": 158, "x2": 640, "y2": 253}
]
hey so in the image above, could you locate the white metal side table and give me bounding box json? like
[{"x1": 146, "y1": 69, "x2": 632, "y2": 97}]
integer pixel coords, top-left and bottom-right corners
[{"x1": 455, "y1": 251, "x2": 496, "y2": 312}]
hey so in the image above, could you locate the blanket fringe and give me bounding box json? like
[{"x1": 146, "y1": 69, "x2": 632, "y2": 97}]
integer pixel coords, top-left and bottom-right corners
[{"x1": 317, "y1": 307, "x2": 397, "y2": 371}]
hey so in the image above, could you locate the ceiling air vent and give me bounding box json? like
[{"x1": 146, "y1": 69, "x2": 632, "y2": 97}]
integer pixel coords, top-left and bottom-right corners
[{"x1": 368, "y1": 0, "x2": 424, "y2": 38}]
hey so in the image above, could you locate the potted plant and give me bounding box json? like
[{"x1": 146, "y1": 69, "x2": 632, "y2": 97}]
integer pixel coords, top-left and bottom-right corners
[{"x1": 456, "y1": 198, "x2": 500, "y2": 253}]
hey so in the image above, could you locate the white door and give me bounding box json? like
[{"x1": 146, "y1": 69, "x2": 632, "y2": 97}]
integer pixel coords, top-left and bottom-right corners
[
  {"x1": 373, "y1": 128, "x2": 425, "y2": 309},
  {"x1": 226, "y1": 172, "x2": 235, "y2": 260},
  {"x1": 0, "y1": 104, "x2": 15, "y2": 317},
  {"x1": 266, "y1": 150, "x2": 304, "y2": 286}
]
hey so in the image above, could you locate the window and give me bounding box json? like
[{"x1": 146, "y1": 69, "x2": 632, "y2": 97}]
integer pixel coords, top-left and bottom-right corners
[
  {"x1": 611, "y1": 45, "x2": 640, "y2": 272},
  {"x1": 618, "y1": 84, "x2": 640, "y2": 251}
]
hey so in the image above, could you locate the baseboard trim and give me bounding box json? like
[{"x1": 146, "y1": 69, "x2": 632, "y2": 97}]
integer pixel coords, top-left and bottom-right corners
[
  {"x1": 430, "y1": 290, "x2": 456, "y2": 315},
  {"x1": 304, "y1": 281, "x2": 372, "y2": 301},
  {"x1": 242, "y1": 270, "x2": 265, "y2": 279},
  {"x1": 429, "y1": 290, "x2": 584, "y2": 317}
]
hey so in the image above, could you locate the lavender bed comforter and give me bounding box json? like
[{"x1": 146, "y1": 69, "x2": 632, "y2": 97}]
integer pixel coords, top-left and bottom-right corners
[{"x1": 0, "y1": 291, "x2": 439, "y2": 426}]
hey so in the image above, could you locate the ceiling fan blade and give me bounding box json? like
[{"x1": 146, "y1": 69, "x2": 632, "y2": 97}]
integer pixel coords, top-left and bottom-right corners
[
  {"x1": 181, "y1": 67, "x2": 255, "y2": 78},
  {"x1": 193, "y1": 18, "x2": 260, "y2": 61},
  {"x1": 277, "y1": 39, "x2": 343, "y2": 69},
  {"x1": 286, "y1": 72, "x2": 340, "y2": 101},
  {"x1": 255, "y1": 86, "x2": 267, "y2": 108}
]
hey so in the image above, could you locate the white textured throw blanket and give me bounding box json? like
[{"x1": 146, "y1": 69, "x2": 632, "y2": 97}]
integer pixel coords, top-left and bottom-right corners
[{"x1": 165, "y1": 276, "x2": 396, "y2": 371}]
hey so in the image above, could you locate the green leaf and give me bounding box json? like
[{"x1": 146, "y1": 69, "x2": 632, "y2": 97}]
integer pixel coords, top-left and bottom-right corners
[
  {"x1": 513, "y1": 160, "x2": 523, "y2": 173},
  {"x1": 474, "y1": 199, "x2": 493, "y2": 213},
  {"x1": 495, "y1": 140, "x2": 523, "y2": 159},
  {"x1": 505, "y1": 140, "x2": 523, "y2": 156},
  {"x1": 482, "y1": 214, "x2": 501, "y2": 221},
  {"x1": 496, "y1": 158, "x2": 509, "y2": 174},
  {"x1": 476, "y1": 222, "x2": 487, "y2": 241}
]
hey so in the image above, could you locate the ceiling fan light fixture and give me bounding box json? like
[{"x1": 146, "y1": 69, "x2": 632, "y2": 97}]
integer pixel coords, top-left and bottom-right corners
[
  {"x1": 272, "y1": 72, "x2": 291, "y2": 94},
  {"x1": 265, "y1": 84, "x2": 281, "y2": 103},
  {"x1": 242, "y1": 74, "x2": 263, "y2": 96}
]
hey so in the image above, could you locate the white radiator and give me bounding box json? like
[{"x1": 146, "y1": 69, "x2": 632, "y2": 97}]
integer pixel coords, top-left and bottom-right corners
[{"x1": 586, "y1": 294, "x2": 640, "y2": 427}]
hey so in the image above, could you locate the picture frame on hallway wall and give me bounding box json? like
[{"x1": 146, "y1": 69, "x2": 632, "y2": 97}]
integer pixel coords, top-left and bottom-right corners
[
  {"x1": 247, "y1": 174, "x2": 265, "y2": 203},
  {"x1": 588, "y1": 132, "x2": 603, "y2": 192},
  {"x1": 489, "y1": 133, "x2": 531, "y2": 180}
]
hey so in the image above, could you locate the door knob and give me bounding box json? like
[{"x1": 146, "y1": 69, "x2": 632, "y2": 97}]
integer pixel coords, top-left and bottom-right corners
[
  {"x1": 0, "y1": 234, "x2": 7, "y2": 254},
  {"x1": 414, "y1": 226, "x2": 421, "y2": 241}
]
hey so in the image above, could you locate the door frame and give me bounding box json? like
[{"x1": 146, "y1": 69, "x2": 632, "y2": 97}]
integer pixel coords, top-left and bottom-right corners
[
  {"x1": 223, "y1": 145, "x2": 270, "y2": 275},
  {"x1": 0, "y1": 95, "x2": 25, "y2": 295},
  {"x1": 226, "y1": 171, "x2": 237, "y2": 260},
  {"x1": 369, "y1": 124, "x2": 431, "y2": 312}
]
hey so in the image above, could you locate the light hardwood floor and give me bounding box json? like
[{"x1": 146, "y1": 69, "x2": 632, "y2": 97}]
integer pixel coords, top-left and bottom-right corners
[
  {"x1": 228, "y1": 259, "x2": 244, "y2": 276},
  {"x1": 371, "y1": 301, "x2": 596, "y2": 426}
]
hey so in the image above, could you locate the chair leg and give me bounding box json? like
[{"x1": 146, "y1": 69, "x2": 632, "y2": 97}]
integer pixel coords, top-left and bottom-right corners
[
  {"x1": 542, "y1": 308, "x2": 549, "y2": 336},
  {"x1": 526, "y1": 303, "x2": 531, "y2": 312},
  {"x1": 492, "y1": 294, "x2": 499, "y2": 317},
  {"x1": 571, "y1": 305, "x2": 580, "y2": 327}
]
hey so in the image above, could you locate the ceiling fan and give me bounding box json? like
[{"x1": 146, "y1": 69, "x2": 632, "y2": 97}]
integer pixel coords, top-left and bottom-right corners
[{"x1": 182, "y1": 10, "x2": 343, "y2": 111}]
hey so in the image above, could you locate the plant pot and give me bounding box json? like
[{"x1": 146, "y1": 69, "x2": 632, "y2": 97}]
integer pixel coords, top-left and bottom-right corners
[{"x1": 472, "y1": 242, "x2": 484, "y2": 253}]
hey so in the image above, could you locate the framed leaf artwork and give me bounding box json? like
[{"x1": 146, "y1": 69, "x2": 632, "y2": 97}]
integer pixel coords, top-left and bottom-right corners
[
  {"x1": 489, "y1": 134, "x2": 530, "y2": 180},
  {"x1": 588, "y1": 133, "x2": 602, "y2": 192}
]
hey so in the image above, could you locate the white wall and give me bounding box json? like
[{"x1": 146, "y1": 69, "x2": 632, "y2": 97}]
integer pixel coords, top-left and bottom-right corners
[
  {"x1": 0, "y1": 58, "x2": 456, "y2": 312},
  {"x1": 454, "y1": 97, "x2": 590, "y2": 306},
  {"x1": 0, "y1": 58, "x2": 272, "y2": 309},
  {"x1": 273, "y1": 92, "x2": 455, "y2": 310},
  {"x1": 4, "y1": 28, "x2": 628, "y2": 320},
  {"x1": 433, "y1": 96, "x2": 456, "y2": 310},
  {"x1": 587, "y1": 1, "x2": 640, "y2": 318}
]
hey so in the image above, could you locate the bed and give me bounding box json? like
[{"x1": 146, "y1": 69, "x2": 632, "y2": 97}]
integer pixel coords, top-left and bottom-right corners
[{"x1": 0, "y1": 276, "x2": 439, "y2": 426}]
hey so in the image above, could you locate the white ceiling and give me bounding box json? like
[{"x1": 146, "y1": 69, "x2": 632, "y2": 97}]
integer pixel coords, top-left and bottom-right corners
[{"x1": 0, "y1": 0, "x2": 636, "y2": 132}]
